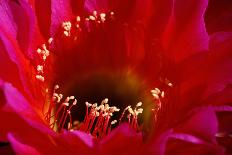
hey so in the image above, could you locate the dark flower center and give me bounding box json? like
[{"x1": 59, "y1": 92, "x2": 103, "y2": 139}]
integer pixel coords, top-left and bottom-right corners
[{"x1": 60, "y1": 70, "x2": 154, "y2": 129}]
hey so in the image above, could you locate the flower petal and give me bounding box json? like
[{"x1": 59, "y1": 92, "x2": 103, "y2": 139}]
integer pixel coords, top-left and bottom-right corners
[
  {"x1": 50, "y1": 0, "x2": 73, "y2": 36},
  {"x1": 84, "y1": 0, "x2": 108, "y2": 13},
  {"x1": 32, "y1": 0, "x2": 51, "y2": 39},
  {"x1": 57, "y1": 130, "x2": 95, "y2": 154},
  {"x1": 0, "y1": 27, "x2": 44, "y2": 106},
  {"x1": 162, "y1": 0, "x2": 209, "y2": 62},
  {"x1": 165, "y1": 135, "x2": 225, "y2": 155},
  {"x1": 205, "y1": 0, "x2": 232, "y2": 34},
  {"x1": 0, "y1": 81, "x2": 53, "y2": 141},
  {"x1": 203, "y1": 32, "x2": 232, "y2": 99},
  {"x1": 0, "y1": 0, "x2": 43, "y2": 58},
  {"x1": 8, "y1": 133, "x2": 42, "y2": 155},
  {"x1": 175, "y1": 107, "x2": 218, "y2": 143},
  {"x1": 99, "y1": 123, "x2": 143, "y2": 155}
]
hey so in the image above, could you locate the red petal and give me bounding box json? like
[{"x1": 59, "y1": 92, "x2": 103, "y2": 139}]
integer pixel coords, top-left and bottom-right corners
[
  {"x1": 0, "y1": 81, "x2": 52, "y2": 141},
  {"x1": 8, "y1": 133, "x2": 42, "y2": 155},
  {"x1": 203, "y1": 32, "x2": 232, "y2": 99},
  {"x1": 0, "y1": 29, "x2": 44, "y2": 107},
  {"x1": 165, "y1": 136, "x2": 225, "y2": 155},
  {"x1": 175, "y1": 107, "x2": 218, "y2": 143},
  {"x1": 162, "y1": 0, "x2": 209, "y2": 62},
  {"x1": 99, "y1": 123, "x2": 143, "y2": 155},
  {"x1": 0, "y1": 0, "x2": 43, "y2": 58},
  {"x1": 57, "y1": 130, "x2": 95, "y2": 154},
  {"x1": 205, "y1": 0, "x2": 232, "y2": 34}
]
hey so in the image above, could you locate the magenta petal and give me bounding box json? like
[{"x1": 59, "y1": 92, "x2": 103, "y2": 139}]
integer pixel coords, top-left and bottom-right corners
[
  {"x1": 2, "y1": 82, "x2": 52, "y2": 135},
  {"x1": 175, "y1": 107, "x2": 218, "y2": 143},
  {"x1": 170, "y1": 133, "x2": 208, "y2": 145},
  {"x1": 0, "y1": 1, "x2": 17, "y2": 39},
  {"x1": 84, "y1": 0, "x2": 109, "y2": 13},
  {"x1": 165, "y1": 136, "x2": 225, "y2": 155},
  {"x1": 148, "y1": 130, "x2": 173, "y2": 155},
  {"x1": 203, "y1": 32, "x2": 232, "y2": 98},
  {"x1": 0, "y1": 0, "x2": 43, "y2": 58},
  {"x1": 8, "y1": 133, "x2": 42, "y2": 155},
  {"x1": 0, "y1": 29, "x2": 35, "y2": 98},
  {"x1": 162, "y1": 0, "x2": 209, "y2": 62},
  {"x1": 50, "y1": 0, "x2": 73, "y2": 36},
  {"x1": 99, "y1": 123, "x2": 143, "y2": 155},
  {"x1": 70, "y1": 130, "x2": 94, "y2": 147},
  {"x1": 58, "y1": 130, "x2": 94, "y2": 154}
]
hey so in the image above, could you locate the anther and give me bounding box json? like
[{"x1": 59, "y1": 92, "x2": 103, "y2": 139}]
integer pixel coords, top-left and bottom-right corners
[
  {"x1": 37, "y1": 65, "x2": 43, "y2": 73},
  {"x1": 36, "y1": 75, "x2": 45, "y2": 82}
]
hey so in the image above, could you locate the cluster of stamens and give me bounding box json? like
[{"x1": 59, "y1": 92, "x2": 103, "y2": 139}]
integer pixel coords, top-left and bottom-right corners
[
  {"x1": 42, "y1": 85, "x2": 143, "y2": 138},
  {"x1": 35, "y1": 11, "x2": 114, "y2": 83},
  {"x1": 35, "y1": 38, "x2": 53, "y2": 82},
  {"x1": 60, "y1": 10, "x2": 114, "y2": 42}
]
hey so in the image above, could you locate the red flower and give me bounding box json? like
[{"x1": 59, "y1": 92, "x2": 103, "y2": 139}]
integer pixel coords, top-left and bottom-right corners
[{"x1": 0, "y1": 0, "x2": 232, "y2": 154}]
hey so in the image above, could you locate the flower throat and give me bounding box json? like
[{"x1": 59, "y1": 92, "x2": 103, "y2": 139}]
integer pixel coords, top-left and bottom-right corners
[{"x1": 34, "y1": 11, "x2": 163, "y2": 138}]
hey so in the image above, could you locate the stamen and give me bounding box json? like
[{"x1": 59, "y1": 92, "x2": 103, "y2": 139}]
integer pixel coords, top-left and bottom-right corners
[{"x1": 35, "y1": 75, "x2": 45, "y2": 82}]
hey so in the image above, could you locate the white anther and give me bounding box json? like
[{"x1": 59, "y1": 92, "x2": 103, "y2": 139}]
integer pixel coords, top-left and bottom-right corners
[
  {"x1": 67, "y1": 110, "x2": 71, "y2": 114},
  {"x1": 128, "y1": 107, "x2": 134, "y2": 115},
  {"x1": 59, "y1": 94, "x2": 63, "y2": 99},
  {"x1": 63, "y1": 102, "x2": 69, "y2": 106},
  {"x1": 73, "y1": 99, "x2": 77, "y2": 105},
  {"x1": 89, "y1": 15, "x2": 95, "y2": 21},
  {"x1": 76, "y1": 16, "x2": 81, "y2": 22},
  {"x1": 99, "y1": 105, "x2": 104, "y2": 110},
  {"x1": 136, "y1": 102, "x2": 142, "y2": 107},
  {"x1": 111, "y1": 120, "x2": 117, "y2": 125},
  {"x1": 37, "y1": 48, "x2": 42, "y2": 54},
  {"x1": 161, "y1": 91, "x2": 165, "y2": 98},
  {"x1": 65, "y1": 97, "x2": 70, "y2": 102},
  {"x1": 168, "y1": 82, "x2": 173, "y2": 87},
  {"x1": 93, "y1": 11, "x2": 97, "y2": 17},
  {"x1": 42, "y1": 55, "x2": 47, "y2": 61},
  {"x1": 44, "y1": 50, "x2": 50, "y2": 57},
  {"x1": 151, "y1": 88, "x2": 160, "y2": 95},
  {"x1": 100, "y1": 13, "x2": 106, "y2": 22},
  {"x1": 152, "y1": 93, "x2": 159, "y2": 100},
  {"x1": 136, "y1": 108, "x2": 143, "y2": 114},
  {"x1": 36, "y1": 75, "x2": 44, "y2": 82},
  {"x1": 56, "y1": 96, "x2": 62, "y2": 103},
  {"x1": 104, "y1": 104, "x2": 109, "y2": 110},
  {"x1": 114, "y1": 108, "x2": 120, "y2": 112},
  {"x1": 48, "y1": 38, "x2": 53, "y2": 44},
  {"x1": 103, "y1": 98, "x2": 108, "y2": 104},
  {"x1": 125, "y1": 105, "x2": 131, "y2": 110},
  {"x1": 54, "y1": 85, "x2": 59, "y2": 89},
  {"x1": 100, "y1": 13, "x2": 106, "y2": 18},
  {"x1": 37, "y1": 65, "x2": 43, "y2": 72},
  {"x1": 42, "y1": 44, "x2": 47, "y2": 50},
  {"x1": 69, "y1": 96, "x2": 75, "y2": 100},
  {"x1": 110, "y1": 11, "x2": 114, "y2": 16},
  {"x1": 63, "y1": 31, "x2": 69, "y2": 37},
  {"x1": 92, "y1": 103, "x2": 97, "y2": 108}
]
